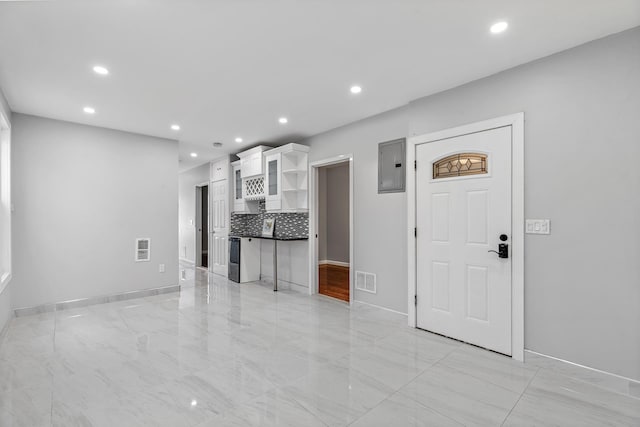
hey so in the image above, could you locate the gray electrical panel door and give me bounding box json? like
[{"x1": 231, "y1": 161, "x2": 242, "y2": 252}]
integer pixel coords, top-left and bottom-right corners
[{"x1": 378, "y1": 138, "x2": 406, "y2": 193}]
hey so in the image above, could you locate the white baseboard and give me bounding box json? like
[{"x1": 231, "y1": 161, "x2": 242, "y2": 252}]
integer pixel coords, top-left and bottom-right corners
[
  {"x1": 0, "y1": 282, "x2": 13, "y2": 348},
  {"x1": 524, "y1": 350, "x2": 640, "y2": 399},
  {"x1": 318, "y1": 259, "x2": 350, "y2": 267},
  {"x1": 179, "y1": 258, "x2": 195, "y2": 265},
  {"x1": 353, "y1": 299, "x2": 408, "y2": 316},
  {"x1": 14, "y1": 284, "x2": 181, "y2": 317}
]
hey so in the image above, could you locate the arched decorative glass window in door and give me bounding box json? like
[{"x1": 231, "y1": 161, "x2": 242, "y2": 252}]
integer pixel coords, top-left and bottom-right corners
[{"x1": 433, "y1": 153, "x2": 488, "y2": 179}]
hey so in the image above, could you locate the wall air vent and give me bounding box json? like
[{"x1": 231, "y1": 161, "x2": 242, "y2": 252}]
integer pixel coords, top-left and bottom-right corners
[
  {"x1": 355, "y1": 271, "x2": 376, "y2": 294},
  {"x1": 135, "y1": 238, "x2": 151, "y2": 262}
]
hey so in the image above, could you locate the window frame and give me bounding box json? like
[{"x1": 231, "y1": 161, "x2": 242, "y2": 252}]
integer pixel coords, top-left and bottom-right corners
[{"x1": 432, "y1": 152, "x2": 488, "y2": 179}]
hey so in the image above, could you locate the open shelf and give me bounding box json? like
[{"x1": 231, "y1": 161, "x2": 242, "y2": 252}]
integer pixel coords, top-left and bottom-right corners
[
  {"x1": 282, "y1": 168, "x2": 306, "y2": 174},
  {"x1": 264, "y1": 143, "x2": 309, "y2": 212}
]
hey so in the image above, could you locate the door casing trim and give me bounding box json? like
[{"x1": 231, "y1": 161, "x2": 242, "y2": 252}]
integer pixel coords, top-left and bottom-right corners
[
  {"x1": 407, "y1": 113, "x2": 524, "y2": 361},
  {"x1": 308, "y1": 155, "x2": 354, "y2": 304}
]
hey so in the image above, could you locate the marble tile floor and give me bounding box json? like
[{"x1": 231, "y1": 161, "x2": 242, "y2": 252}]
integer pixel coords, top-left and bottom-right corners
[{"x1": 0, "y1": 264, "x2": 638, "y2": 426}]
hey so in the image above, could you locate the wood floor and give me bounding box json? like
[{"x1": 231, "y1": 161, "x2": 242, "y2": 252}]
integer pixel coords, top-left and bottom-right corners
[{"x1": 319, "y1": 264, "x2": 349, "y2": 302}]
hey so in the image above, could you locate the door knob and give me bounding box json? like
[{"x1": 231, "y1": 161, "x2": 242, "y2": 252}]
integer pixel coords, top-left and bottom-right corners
[{"x1": 488, "y1": 243, "x2": 509, "y2": 259}]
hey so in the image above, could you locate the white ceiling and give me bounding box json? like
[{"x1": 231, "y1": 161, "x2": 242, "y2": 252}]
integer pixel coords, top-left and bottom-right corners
[{"x1": 0, "y1": 0, "x2": 638, "y2": 171}]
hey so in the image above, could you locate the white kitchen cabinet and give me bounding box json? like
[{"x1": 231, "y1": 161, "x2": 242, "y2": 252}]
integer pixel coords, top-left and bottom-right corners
[
  {"x1": 210, "y1": 158, "x2": 229, "y2": 182},
  {"x1": 264, "y1": 152, "x2": 282, "y2": 211},
  {"x1": 231, "y1": 161, "x2": 258, "y2": 213},
  {"x1": 239, "y1": 237, "x2": 260, "y2": 283},
  {"x1": 263, "y1": 143, "x2": 309, "y2": 212},
  {"x1": 238, "y1": 145, "x2": 269, "y2": 178}
]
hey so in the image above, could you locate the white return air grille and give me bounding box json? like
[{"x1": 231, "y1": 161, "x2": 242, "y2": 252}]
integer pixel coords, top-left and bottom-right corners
[
  {"x1": 135, "y1": 238, "x2": 151, "y2": 262},
  {"x1": 355, "y1": 271, "x2": 376, "y2": 294}
]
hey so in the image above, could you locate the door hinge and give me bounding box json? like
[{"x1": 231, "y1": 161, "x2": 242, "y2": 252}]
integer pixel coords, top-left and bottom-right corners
[
  {"x1": 414, "y1": 227, "x2": 417, "y2": 238},
  {"x1": 414, "y1": 160, "x2": 417, "y2": 170},
  {"x1": 414, "y1": 295, "x2": 417, "y2": 306}
]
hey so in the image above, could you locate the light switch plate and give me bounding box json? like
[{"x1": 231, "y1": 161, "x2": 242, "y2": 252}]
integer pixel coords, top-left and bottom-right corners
[
  {"x1": 526, "y1": 219, "x2": 550, "y2": 234},
  {"x1": 159, "y1": 263, "x2": 165, "y2": 273}
]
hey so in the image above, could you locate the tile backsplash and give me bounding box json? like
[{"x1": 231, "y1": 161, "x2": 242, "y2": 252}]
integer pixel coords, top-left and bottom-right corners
[{"x1": 230, "y1": 201, "x2": 308, "y2": 238}]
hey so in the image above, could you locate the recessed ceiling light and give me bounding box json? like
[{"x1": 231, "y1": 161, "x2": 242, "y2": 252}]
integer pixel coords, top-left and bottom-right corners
[
  {"x1": 235, "y1": 137, "x2": 243, "y2": 143},
  {"x1": 190, "y1": 152, "x2": 198, "y2": 158},
  {"x1": 350, "y1": 85, "x2": 362, "y2": 94},
  {"x1": 92, "y1": 65, "x2": 109, "y2": 75},
  {"x1": 490, "y1": 21, "x2": 508, "y2": 34},
  {"x1": 83, "y1": 106, "x2": 95, "y2": 114},
  {"x1": 278, "y1": 117, "x2": 288, "y2": 124},
  {"x1": 171, "y1": 124, "x2": 180, "y2": 131}
]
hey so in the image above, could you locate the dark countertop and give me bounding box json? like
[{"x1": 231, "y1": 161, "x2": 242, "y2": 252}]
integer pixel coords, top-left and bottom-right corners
[{"x1": 229, "y1": 234, "x2": 308, "y2": 241}]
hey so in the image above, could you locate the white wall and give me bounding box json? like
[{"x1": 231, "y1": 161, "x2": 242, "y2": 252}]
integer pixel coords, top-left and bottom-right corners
[
  {"x1": 0, "y1": 87, "x2": 9, "y2": 118},
  {"x1": 11, "y1": 114, "x2": 179, "y2": 308},
  {"x1": 301, "y1": 27, "x2": 640, "y2": 381},
  {"x1": 408, "y1": 27, "x2": 640, "y2": 382},
  {"x1": 178, "y1": 163, "x2": 209, "y2": 263},
  {"x1": 0, "y1": 86, "x2": 11, "y2": 334},
  {"x1": 304, "y1": 105, "x2": 411, "y2": 312}
]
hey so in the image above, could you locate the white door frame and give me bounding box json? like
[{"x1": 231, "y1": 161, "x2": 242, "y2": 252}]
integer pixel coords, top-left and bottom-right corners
[
  {"x1": 194, "y1": 181, "x2": 208, "y2": 269},
  {"x1": 308, "y1": 154, "x2": 354, "y2": 304},
  {"x1": 407, "y1": 113, "x2": 524, "y2": 361}
]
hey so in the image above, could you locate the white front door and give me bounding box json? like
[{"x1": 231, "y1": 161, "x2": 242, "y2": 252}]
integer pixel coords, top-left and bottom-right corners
[
  {"x1": 210, "y1": 179, "x2": 228, "y2": 277},
  {"x1": 416, "y1": 126, "x2": 512, "y2": 355}
]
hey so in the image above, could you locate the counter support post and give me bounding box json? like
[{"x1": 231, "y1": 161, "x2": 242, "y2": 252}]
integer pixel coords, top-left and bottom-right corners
[{"x1": 273, "y1": 239, "x2": 278, "y2": 292}]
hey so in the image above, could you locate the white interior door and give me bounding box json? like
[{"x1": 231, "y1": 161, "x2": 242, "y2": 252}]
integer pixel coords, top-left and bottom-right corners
[
  {"x1": 416, "y1": 126, "x2": 512, "y2": 355},
  {"x1": 210, "y1": 179, "x2": 228, "y2": 277}
]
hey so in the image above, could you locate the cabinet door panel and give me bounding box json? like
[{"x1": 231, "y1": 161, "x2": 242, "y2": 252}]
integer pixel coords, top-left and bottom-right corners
[
  {"x1": 232, "y1": 165, "x2": 245, "y2": 213},
  {"x1": 234, "y1": 168, "x2": 242, "y2": 200},
  {"x1": 251, "y1": 153, "x2": 262, "y2": 176},
  {"x1": 240, "y1": 158, "x2": 250, "y2": 178},
  {"x1": 265, "y1": 153, "x2": 281, "y2": 212},
  {"x1": 240, "y1": 152, "x2": 264, "y2": 178},
  {"x1": 211, "y1": 159, "x2": 229, "y2": 182}
]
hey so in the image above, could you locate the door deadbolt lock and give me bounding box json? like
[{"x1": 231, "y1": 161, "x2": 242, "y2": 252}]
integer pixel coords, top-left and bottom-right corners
[{"x1": 488, "y1": 243, "x2": 509, "y2": 259}]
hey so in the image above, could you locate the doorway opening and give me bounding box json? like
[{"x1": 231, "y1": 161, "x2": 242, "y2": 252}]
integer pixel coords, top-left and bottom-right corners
[
  {"x1": 195, "y1": 184, "x2": 209, "y2": 269},
  {"x1": 311, "y1": 159, "x2": 352, "y2": 302}
]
